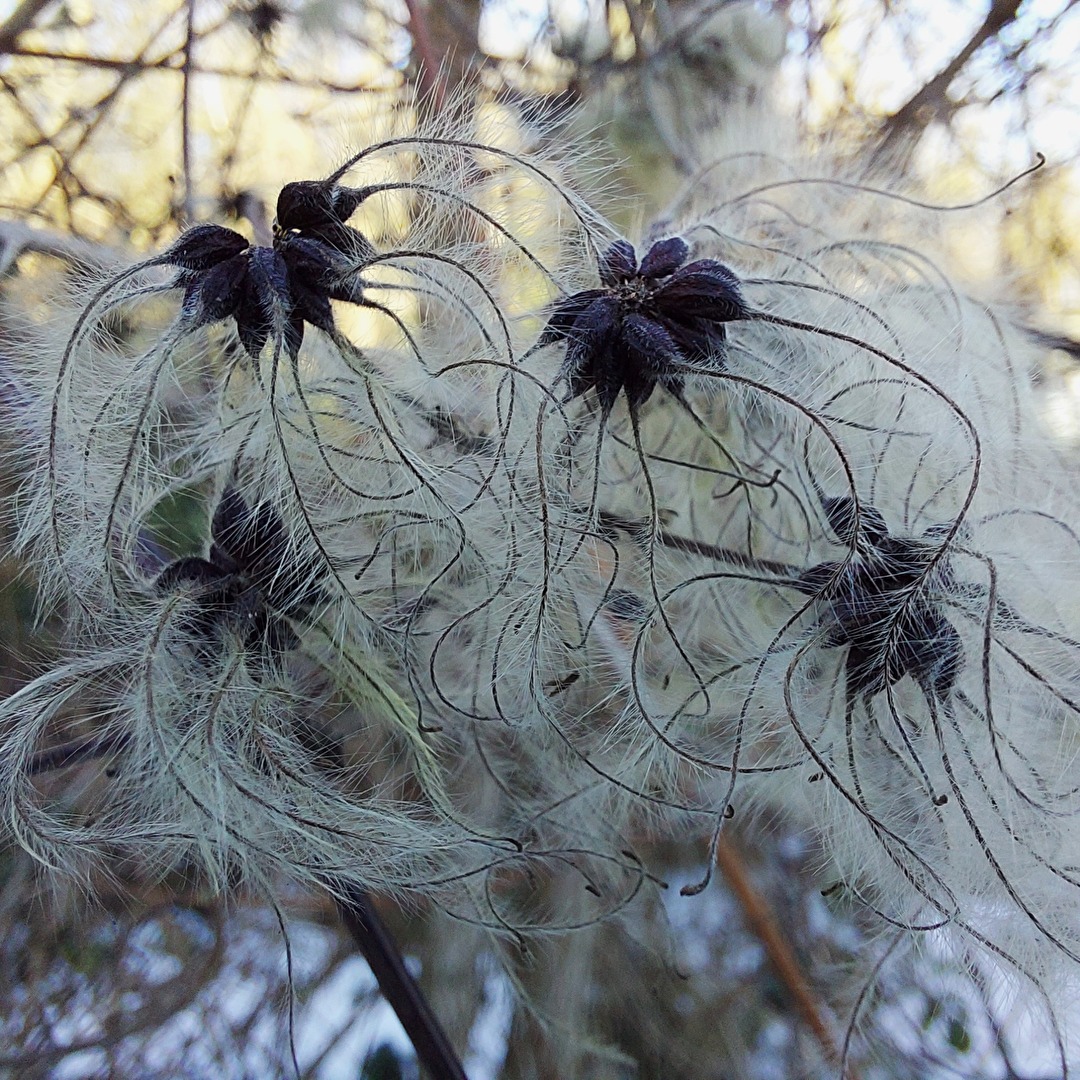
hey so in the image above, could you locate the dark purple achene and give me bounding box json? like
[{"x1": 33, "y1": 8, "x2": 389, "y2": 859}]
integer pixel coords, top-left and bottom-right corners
[
  {"x1": 163, "y1": 180, "x2": 373, "y2": 361},
  {"x1": 539, "y1": 236, "x2": 748, "y2": 415},
  {"x1": 155, "y1": 487, "x2": 321, "y2": 659},
  {"x1": 791, "y1": 496, "x2": 961, "y2": 701}
]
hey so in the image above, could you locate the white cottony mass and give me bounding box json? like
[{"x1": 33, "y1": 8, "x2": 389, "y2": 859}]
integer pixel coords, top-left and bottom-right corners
[{"x1": 3, "y1": 91, "x2": 1079, "y2": 1073}]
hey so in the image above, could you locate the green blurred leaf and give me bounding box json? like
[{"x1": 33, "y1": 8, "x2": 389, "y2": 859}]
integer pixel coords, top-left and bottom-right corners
[
  {"x1": 360, "y1": 1043, "x2": 406, "y2": 1080},
  {"x1": 947, "y1": 1017, "x2": 972, "y2": 1055},
  {"x1": 146, "y1": 486, "x2": 209, "y2": 559}
]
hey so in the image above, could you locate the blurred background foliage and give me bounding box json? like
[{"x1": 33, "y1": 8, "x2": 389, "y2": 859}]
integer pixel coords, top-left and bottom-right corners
[{"x1": 0, "y1": 0, "x2": 1078, "y2": 1076}]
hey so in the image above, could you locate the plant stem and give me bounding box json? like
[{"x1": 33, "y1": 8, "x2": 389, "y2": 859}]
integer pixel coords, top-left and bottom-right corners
[{"x1": 331, "y1": 883, "x2": 468, "y2": 1080}]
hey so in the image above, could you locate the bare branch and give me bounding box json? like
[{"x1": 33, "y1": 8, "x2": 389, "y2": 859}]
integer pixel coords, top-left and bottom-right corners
[
  {"x1": 716, "y1": 835, "x2": 854, "y2": 1077},
  {"x1": 181, "y1": 0, "x2": 197, "y2": 224},
  {"x1": 0, "y1": 0, "x2": 53, "y2": 55},
  {"x1": 874, "y1": 0, "x2": 1024, "y2": 161},
  {"x1": 0, "y1": 219, "x2": 113, "y2": 273},
  {"x1": 332, "y1": 883, "x2": 468, "y2": 1080}
]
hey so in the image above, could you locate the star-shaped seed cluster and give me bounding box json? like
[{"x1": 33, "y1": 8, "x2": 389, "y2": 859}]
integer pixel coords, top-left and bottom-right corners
[
  {"x1": 164, "y1": 181, "x2": 374, "y2": 361},
  {"x1": 793, "y1": 496, "x2": 962, "y2": 701},
  {"x1": 538, "y1": 236, "x2": 748, "y2": 415},
  {"x1": 155, "y1": 487, "x2": 321, "y2": 658}
]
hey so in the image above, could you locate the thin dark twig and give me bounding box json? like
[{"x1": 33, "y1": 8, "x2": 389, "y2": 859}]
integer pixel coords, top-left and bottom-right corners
[
  {"x1": 715, "y1": 835, "x2": 855, "y2": 1077},
  {"x1": 872, "y1": 0, "x2": 1024, "y2": 161},
  {"x1": 3, "y1": 46, "x2": 389, "y2": 94},
  {"x1": 181, "y1": 0, "x2": 197, "y2": 223},
  {"x1": 596, "y1": 510, "x2": 801, "y2": 578},
  {"x1": 0, "y1": 0, "x2": 52, "y2": 54},
  {"x1": 27, "y1": 732, "x2": 130, "y2": 775},
  {"x1": 403, "y1": 0, "x2": 446, "y2": 111},
  {"x1": 330, "y1": 882, "x2": 468, "y2": 1080}
]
